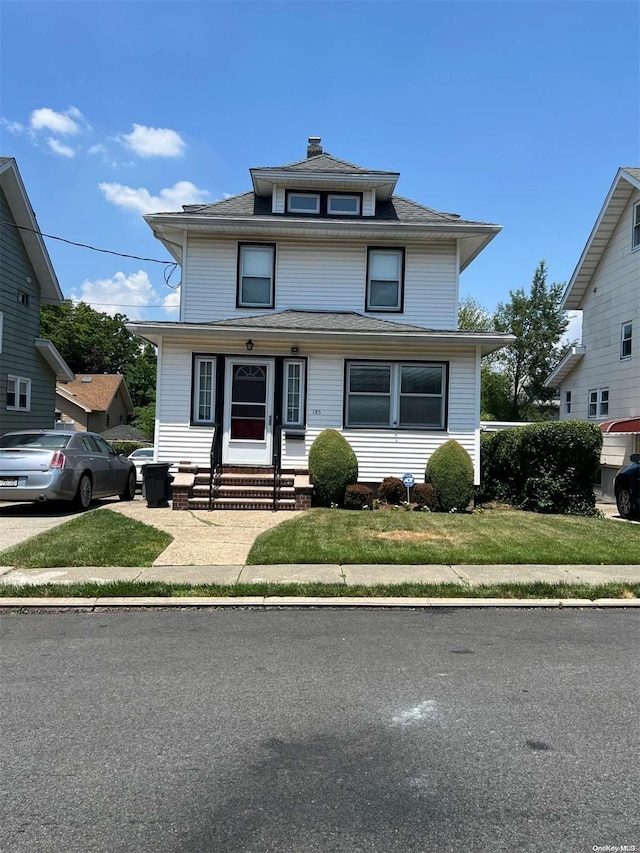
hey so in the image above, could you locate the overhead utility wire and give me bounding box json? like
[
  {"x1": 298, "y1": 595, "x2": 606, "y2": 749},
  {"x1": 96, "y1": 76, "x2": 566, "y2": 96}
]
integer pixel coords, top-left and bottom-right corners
[{"x1": 0, "y1": 219, "x2": 174, "y2": 265}]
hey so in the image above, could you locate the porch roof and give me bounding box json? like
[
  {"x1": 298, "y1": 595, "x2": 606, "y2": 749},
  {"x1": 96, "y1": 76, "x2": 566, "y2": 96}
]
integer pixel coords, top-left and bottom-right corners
[{"x1": 127, "y1": 310, "x2": 515, "y2": 356}]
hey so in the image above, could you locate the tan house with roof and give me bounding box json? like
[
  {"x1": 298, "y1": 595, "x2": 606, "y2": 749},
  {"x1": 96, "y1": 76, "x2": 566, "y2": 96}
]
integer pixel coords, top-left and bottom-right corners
[{"x1": 55, "y1": 374, "x2": 134, "y2": 434}]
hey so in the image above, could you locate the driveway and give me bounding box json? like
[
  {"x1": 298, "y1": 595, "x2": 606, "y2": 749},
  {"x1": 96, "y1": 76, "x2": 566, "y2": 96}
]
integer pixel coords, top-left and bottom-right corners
[{"x1": 0, "y1": 498, "x2": 125, "y2": 551}]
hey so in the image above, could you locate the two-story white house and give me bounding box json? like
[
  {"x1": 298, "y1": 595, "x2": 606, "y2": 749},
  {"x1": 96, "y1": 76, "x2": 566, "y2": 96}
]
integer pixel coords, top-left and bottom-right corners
[
  {"x1": 545, "y1": 167, "x2": 640, "y2": 498},
  {"x1": 128, "y1": 139, "x2": 513, "y2": 509}
]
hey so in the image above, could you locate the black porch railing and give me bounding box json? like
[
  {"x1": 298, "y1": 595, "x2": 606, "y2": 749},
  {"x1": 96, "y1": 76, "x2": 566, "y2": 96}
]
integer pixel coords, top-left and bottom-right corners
[
  {"x1": 272, "y1": 424, "x2": 283, "y2": 512},
  {"x1": 208, "y1": 423, "x2": 222, "y2": 511}
]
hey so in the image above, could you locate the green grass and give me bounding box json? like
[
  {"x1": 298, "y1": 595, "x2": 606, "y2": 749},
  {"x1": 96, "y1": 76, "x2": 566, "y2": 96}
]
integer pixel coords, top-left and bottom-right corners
[
  {"x1": 0, "y1": 509, "x2": 172, "y2": 568},
  {"x1": 247, "y1": 508, "x2": 640, "y2": 565},
  {"x1": 0, "y1": 580, "x2": 638, "y2": 600}
]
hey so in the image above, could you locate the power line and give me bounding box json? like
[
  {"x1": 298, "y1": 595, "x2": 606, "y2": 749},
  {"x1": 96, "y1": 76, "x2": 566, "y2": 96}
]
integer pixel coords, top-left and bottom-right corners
[{"x1": 1, "y1": 218, "x2": 175, "y2": 265}]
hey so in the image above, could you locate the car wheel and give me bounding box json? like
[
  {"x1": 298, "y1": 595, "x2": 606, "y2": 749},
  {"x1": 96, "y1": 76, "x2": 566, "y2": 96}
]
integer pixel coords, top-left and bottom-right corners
[
  {"x1": 616, "y1": 486, "x2": 634, "y2": 520},
  {"x1": 74, "y1": 473, "x2": 93, "y2": 510},
  {"x1": 120, "y1": 470, "x2": 136, "y2": 501}
]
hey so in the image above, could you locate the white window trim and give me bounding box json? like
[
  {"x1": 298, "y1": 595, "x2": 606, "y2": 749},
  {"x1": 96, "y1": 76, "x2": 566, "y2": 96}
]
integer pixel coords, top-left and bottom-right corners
[
  {"x1": 587, "y1": 387, "x2": 609, "y2": 418},
  {"x1": 366, "y1": 248, "x2": 405, "y2": 313},
  {"x1": 287, "y1": 193, "x2": 320, "y2": 214},
  {"x1": 632, "y1": 201, "x2": 640, "y2": 251},
  {"x1": 192, "y1": 356, "x2": 216, "y2": 425},
  {"x1": 345, "y1": 361, "x2": 447, "y2": 430},
  {"x1": 283, "y1": 359, "x2": 306, "y2": 427},
  {"x1": 327, "y1": 194, "x2": 361, "y2": 216},
  {"x1": 237, "y1": 243, "x2": 275, "y2": 309},
  {"x1": 7, "y1": 375, "x2": 31, "y2": 411},
  {"x1": 621, "y1": 321, "x2": 633, "y2": 359}
]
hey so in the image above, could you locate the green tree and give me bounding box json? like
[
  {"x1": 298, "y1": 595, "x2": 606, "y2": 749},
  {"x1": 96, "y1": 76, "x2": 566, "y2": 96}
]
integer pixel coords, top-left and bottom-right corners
[
  {"x1": 40, "y1": 302, "x2": 156, "y2": 410},
  {"x1": 494, "y1": 261, "x2": 569, "y2": 420},
  {"x1": 458, "y1": 296, "x2": 512, "y2": 420}
]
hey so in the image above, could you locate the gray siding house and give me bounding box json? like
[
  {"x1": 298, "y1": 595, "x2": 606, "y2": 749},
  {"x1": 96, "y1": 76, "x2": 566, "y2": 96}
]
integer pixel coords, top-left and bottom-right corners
[{"x1": 0, "y1": 158, "x2": 73, "y2": 436}]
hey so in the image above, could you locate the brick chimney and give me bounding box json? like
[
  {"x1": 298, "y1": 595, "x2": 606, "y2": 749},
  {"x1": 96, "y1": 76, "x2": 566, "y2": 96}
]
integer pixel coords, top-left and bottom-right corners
[{"x1": 307, "y1": 136, "x2": 323, "y2": 158}]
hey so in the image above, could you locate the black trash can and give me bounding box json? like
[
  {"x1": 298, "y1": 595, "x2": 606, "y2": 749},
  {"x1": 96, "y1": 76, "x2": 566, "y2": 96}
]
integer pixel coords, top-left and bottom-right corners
[{"x1": 143, "y1": 463, "x2": 172, "y2": 508}]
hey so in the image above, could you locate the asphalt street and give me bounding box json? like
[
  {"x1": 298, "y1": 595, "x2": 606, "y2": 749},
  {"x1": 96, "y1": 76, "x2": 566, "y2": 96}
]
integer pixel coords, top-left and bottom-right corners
[{"x1": 1, "y1": 609, "x2": 638, "y2": 852}]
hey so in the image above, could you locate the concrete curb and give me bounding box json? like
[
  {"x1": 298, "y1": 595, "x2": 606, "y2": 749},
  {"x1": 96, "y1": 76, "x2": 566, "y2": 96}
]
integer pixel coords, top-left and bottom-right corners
[{"x1": 0, "y1": 596, "x2": 638, "y2": 609}]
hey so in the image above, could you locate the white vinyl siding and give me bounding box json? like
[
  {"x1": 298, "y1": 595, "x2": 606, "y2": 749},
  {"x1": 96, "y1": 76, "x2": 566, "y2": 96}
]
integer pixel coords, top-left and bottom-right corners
[
  {"x1": 154, "y1": 337, "x2": 480, "y2": 481},
  {"x1": 183, "y1": 237, "x2": 458, "y2": 328},
  {"x1": 557, "y1": 189, "x2": 640, "y2": 423}
]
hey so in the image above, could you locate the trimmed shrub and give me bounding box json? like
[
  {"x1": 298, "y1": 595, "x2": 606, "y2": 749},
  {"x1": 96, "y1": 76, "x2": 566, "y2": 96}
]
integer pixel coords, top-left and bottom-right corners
[
  {"x1": 108, "y1": 441, "x2": 148, "y2": 456},
  {"x1": 377, "y1": 476, "x2": 406, "y2": 505},
  {"x1": 344, "y1": 483, "x2": 374, "y2": 510},
  {"x1": 412, "y1": 482, "x2": 438, "y2": 510},
  {"x1": 308, "y1": 429, "x2": 358, "y2": 507},
  {"x1": 479, "y1": 421, "x2": 602, "y2": 515},
  {"x1": 425, "y1": 440, "x2": 474, "y2": 512}
]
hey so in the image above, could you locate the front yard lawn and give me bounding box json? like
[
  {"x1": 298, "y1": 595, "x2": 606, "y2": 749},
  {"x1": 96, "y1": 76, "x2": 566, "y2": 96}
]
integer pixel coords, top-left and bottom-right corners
[
  {"x1": 247, "y1": 508, "x2": 640, "y2": 565},
  {"x1": 0, "y1": 509, "x2": 172, "y2": 568}
]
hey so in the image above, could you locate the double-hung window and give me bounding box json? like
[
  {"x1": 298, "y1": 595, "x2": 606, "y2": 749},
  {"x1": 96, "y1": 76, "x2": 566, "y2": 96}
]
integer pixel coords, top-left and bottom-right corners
[
  {"x1": 633, "y1": 201, "x2": 640, "y2": 251},
  {"x1": 621, "y1": 321, "x2": 633, "y2": 359},
  {"x1": 346, "y1": 361, "x2": 446, "y2": 429},
  {"x1": 237, "y1": 243, "x2": 275, "y2": 308},
  {"x1": 7, "y1": 376, "x2": 30, "y2": 411},
  {"x1": 192, "y1": 356, "x2": 216, "y2": 424},
  {"x1": 588, "y1": 388, "x2": 609, "y2": 418},
  {"x1": 283, "y1": 360, "x2": 305, "y2": 426},
  {"x1": 366, "y1": 248, "x2": 404, "y2": 312},
  {"x1": 564, "y1": 390, "x2": 572, "y2": 415}
]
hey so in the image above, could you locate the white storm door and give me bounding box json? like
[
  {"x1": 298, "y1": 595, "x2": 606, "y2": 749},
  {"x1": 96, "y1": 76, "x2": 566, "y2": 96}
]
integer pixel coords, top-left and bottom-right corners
[{"x1": 223, "y1": 358, "x2": 274, "y2": 465}]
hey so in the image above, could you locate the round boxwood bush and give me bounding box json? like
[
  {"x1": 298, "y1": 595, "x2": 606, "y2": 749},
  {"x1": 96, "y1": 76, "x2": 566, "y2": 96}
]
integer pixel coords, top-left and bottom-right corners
[
  {"x1": 377, "y1": 476, "x2": 406, "y2": 505},
  {"x1": 425, "y1": 440, "x2": 474, "y2": 512},
  {"x1": 308, "y1": 429, "x2": 358, "y2": 507},
  {"x1": 344, "y1": 483, "x2": 374, "y2": 510}
]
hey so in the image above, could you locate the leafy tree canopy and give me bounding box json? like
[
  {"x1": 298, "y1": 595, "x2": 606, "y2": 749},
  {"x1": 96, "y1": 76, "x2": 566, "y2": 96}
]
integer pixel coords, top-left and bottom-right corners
[{"x1": 40, "y1": 301, "x2": 156, "y2": 410}]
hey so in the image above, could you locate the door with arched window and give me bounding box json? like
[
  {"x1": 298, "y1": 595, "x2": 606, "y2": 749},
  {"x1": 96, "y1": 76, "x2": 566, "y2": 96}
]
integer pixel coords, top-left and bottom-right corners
[{"x1": 223, "y1": 358, "x2": 274, "y2": 464}]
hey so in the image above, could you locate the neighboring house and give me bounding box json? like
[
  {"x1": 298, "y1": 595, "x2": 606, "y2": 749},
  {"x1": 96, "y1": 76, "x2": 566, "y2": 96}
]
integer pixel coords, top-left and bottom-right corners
[
  {"x1": 0, "y1": 157, "x2": 74, "y2": 435},
  {"x1": 545, "y1": 167, "x2": 640, "y2": 497},
  {"x1": 128, "y1": 138, "x2": 514, "y2": 509},
  {"x1": 55, "y1": 374, "x2": 134, "y2": 434}
]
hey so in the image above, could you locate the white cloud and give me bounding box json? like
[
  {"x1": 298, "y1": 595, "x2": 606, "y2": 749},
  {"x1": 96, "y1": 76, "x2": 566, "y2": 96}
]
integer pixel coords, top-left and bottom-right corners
[
  {"x1": 88, "y1": 143, "x2": 107, "y2": 155},
  {"x1": 70, "y1": 270, "x2": 160, "y2": 321},
  {"x1": 1, "y1": 118, "x2": 25, "y2": 134},
  {"x1": 120, "y1": 123, "x2": 186, "y2": 158},
  {"x1": 162, "y1": 287, "x2": 181, "y2": 315},
  {"x1": 98, "y1": 180, "x2": 209, "y2": 215},
  {"x1": 30, "y1": 107, "x2": 85, "y2": 135},
  {"x1": 47, "y1": 138, "x2": 75, "y2": 158}
]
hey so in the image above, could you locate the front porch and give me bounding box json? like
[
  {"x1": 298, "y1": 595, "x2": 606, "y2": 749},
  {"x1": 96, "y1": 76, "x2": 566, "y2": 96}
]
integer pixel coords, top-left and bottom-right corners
[{"x1": 171, "y1": 464, "x2": 313, "y2": 511}]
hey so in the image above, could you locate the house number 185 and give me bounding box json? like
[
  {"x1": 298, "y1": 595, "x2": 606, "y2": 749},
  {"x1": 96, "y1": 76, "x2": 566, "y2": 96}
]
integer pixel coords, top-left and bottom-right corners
[{"x1": 312, "y1": 409, "x2": 322, "y2": 415}]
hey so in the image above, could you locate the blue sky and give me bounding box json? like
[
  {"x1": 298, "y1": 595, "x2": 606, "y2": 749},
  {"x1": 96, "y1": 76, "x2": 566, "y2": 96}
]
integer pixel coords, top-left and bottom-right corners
[{"x1": 1, "y1": 0, "x2": 638, "y2": 339}]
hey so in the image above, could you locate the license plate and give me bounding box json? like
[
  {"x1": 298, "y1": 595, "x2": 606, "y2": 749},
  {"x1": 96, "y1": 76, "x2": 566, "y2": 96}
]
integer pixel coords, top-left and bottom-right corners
[{"x1": 0, "y1": 478, "x2": 18, "y2": 487}]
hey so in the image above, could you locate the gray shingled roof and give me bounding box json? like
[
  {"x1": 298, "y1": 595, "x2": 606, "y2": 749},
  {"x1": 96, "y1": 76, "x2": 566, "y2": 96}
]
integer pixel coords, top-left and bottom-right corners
[
  {"x1": 622, "y1": 167, "x2": 640, "y2": 181},
  {"x1": 251, "y1": 152, "x2": 394, "y2": 175},
  {"x1": 206, "y1": 310, "x2": 435, "y2": 334},
  {"x1": 182, "y1": 191, "x2": 482, "y2": 225}
]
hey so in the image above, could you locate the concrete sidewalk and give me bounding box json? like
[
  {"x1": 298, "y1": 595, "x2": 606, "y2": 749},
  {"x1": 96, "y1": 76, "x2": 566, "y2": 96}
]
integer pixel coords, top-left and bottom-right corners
[{"x1": 1, "y1": 562, "x2": 639, "y2": 587}]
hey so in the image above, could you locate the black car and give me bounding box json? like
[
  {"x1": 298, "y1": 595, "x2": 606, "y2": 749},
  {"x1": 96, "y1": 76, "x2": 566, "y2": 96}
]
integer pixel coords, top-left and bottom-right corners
[{"x1": 614, "y1": 453, "x2": 640, "y2": 520}]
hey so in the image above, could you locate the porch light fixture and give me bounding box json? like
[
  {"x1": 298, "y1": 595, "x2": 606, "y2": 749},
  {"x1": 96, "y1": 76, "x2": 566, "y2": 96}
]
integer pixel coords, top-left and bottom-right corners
[{"x1": 245, "y1": 339, "x2": 254, "y2": 351}]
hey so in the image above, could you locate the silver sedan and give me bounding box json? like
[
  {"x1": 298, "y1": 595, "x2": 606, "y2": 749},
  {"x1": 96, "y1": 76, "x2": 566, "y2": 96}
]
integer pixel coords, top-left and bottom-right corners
[{"x1": 0, "y1": 430, "x2": 136, "y2": 510}]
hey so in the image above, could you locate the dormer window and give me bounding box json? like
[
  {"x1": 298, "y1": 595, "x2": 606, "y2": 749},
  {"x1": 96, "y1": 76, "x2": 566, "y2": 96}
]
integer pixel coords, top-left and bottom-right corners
[
  {"x1": 287, "y1": 193, "x2": 320, "y2": 214},
  {"x1": 327, "y1": 194, "x2": 360, "y2": 216}
]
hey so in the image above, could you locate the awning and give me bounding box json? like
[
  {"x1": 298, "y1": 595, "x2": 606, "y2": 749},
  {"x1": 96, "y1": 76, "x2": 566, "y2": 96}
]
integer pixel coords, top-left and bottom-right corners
[{"x1": 600, "y1": 417, "x2": 640, "y2": 435}]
